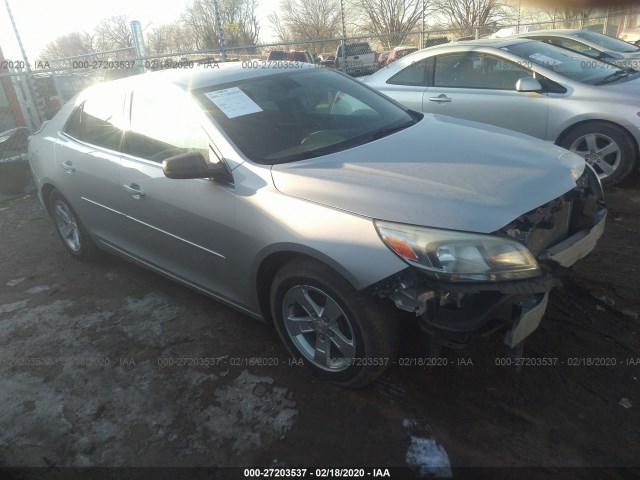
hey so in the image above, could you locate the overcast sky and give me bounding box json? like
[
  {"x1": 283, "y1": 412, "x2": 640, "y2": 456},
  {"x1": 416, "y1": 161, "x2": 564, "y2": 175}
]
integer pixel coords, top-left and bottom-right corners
[{"x1": 0, "y1": 0, "x2": 280, "y2": 61}]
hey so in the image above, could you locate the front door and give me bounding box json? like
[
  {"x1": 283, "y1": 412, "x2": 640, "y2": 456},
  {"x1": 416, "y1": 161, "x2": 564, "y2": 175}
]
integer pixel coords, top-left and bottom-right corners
[{"x1": 423, "y1": 52, "x2": 549, "y2": 139}]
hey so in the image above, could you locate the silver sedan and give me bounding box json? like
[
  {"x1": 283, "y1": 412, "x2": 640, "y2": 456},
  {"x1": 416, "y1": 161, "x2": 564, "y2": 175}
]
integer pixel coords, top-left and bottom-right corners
[
  {"x1": 364, "y1": 38, "x2": 640, "y2": 185},
  {"x1": 513, "y1": 29, "x2": 640, "y2": 65},
  {"x1": 28, "y1": 63, "x2": 605, "y2": 387}
]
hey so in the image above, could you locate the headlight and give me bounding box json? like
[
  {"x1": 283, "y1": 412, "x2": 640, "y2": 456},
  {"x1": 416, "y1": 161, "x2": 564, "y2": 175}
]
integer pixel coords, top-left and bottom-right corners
[{"x1": 375, "y1": 220, "x2": 540, "y2": 282}]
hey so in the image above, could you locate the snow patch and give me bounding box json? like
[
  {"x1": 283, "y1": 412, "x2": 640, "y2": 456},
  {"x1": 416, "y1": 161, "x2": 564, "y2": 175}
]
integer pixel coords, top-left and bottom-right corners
[
  {"x1": 198, "y1": 370, "x2": 298, "y2": 458},
  {"x1": 403, "y1": 419, "x2": 452, "y2": 478},
  {"x1": 0, "y1": 300, "x2": 29, "y2": 314},
  {"x1": 25, "y1": 285, "x2": 50, "y2": 295},
  {"x1": 6, "y1": 278, "x2": 25, "y2": 287}
]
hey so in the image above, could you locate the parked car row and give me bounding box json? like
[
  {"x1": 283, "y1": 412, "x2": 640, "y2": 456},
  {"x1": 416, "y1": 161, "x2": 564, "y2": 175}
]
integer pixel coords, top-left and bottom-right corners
[
  {"x1": 30, "y1": 44, "x2": 608, "y2": 387},
  {"x1": 365, "y1": 32, "x2": 640, "y2": 186}
]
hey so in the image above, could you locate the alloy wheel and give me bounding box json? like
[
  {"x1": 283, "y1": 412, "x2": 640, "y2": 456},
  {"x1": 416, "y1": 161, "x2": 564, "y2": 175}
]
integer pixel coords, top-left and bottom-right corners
[{"x1": 282, "y1": 285, "x2": 356, "y2": 372}]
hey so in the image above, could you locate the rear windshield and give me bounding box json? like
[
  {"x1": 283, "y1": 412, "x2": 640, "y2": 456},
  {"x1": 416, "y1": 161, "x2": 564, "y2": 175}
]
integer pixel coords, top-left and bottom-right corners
[
  {"x1": 268, "y1": 51, "x2": 288, "y2": 60},
  {"x1": 337, "y1": 43, "x2": 373, "y2": 57},
  {"x1": 193, "y1": 68, "x2": 417, "y2": 165}
]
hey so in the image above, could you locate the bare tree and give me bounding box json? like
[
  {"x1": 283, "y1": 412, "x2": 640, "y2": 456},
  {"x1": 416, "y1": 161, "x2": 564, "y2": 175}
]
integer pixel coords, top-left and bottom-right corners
[
  {"x1": 268, "y1": 11, "x2": 293, "y2": 43},
  {"x1": 146, "y1": 23, "x2": 198, "y2": 56},
  {"x1": 39, "y1": 32, "x2": 95, "y2": 60},
  {"x1": 271, "y1": 0, "x2": 343, "y2": 41},
  {"x1": 434, "y1": 0, "x2": 508, "y2": 37},
  {"x1": 94, "y1": 15, "x2": 134, "y2": 51},
  {"x1": 182, "y1": 0, "x2": 260, "y2": 51},
  {"x1": 355, "y1": 0, "x2": 430, "y2": 48},
  {"x1": 546, "y1": 7, "x2": 594, "y2": 28}
]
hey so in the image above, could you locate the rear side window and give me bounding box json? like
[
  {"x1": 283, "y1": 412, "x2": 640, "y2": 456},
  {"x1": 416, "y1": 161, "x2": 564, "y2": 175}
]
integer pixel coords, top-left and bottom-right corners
[
  {"x1": 123, "y1": 87, "x2": 210, "y2": 163},
  {"x1": 387, "y1": 58, "x2": 432, "y2": 86},
  {"x1": 62, "y1": 89, "x2": 125, "y2": 151}
]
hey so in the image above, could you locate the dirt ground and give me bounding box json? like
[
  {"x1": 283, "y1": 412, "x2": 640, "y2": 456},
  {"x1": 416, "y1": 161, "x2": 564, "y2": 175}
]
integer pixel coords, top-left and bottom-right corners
[{"x1": 0, "y1": 173, "x2": 639, "y2": 479}]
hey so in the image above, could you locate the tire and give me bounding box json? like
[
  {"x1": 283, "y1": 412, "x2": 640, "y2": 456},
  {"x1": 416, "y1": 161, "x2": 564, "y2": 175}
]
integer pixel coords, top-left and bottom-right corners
[
  {"x1": 48, "y1": 190, "x2": 99, "y2": 261},
  {"x1": 559, "y1": 122, "x2": 636, "y2": 187},
  {"x1": 270, "y1": 259, "x2": 399, "y2": 388}
]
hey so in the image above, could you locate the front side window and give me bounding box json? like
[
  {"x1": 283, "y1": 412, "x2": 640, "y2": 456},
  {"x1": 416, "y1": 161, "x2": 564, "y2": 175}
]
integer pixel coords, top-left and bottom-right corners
[
  {"x1": 434, "y1": 53, "x2": 530, "y2": 89},
  {"x1": 123, "y1": 87, "x2": 210, "y2": 163},
  {"x1": 63, "y1": 88, "x2": 126, "y2": 150},
  {"x1": 193, "y1": 68, "x2": 417, "y2": 164}
]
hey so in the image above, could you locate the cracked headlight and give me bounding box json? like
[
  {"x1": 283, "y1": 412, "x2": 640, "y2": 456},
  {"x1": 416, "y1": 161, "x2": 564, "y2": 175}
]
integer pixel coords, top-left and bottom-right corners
[{"x1": 375, "y1": 220, "x2": 540, "y2": 282}]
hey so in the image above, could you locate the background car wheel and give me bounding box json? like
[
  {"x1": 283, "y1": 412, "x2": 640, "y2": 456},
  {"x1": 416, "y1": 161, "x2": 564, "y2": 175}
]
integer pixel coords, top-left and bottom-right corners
[
  {"x1": 270, "y1": 259, "x2": 399, "y2": 388},
  {"x1": 559, "y1": 122, "x2": 636, "y2": 186},
  {"x1": 48, "y1": 190, "x2": 98, "y2": 261}
]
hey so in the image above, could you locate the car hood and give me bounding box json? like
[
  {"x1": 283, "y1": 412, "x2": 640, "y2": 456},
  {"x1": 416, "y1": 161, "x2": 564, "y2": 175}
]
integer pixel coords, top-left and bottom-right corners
[{"x1": 271, "y1": 115, "x2": 583, "y2": 234}]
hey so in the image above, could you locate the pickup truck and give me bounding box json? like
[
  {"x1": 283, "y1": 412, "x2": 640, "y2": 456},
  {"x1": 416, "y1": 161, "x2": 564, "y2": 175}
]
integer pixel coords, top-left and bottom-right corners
[{"x1": 335, "y1": 42, "x2": 377, "y2": 76}]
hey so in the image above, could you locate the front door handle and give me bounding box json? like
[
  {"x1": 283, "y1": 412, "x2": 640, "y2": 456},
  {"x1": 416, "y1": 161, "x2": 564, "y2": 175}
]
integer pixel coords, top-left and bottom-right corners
[
  {"x1": 62, "y1": 161, "x2": 76, "y2": 173},
  {"x1": 429, "y1": 94, "x2": 452, "y2": 103},
  {"x1": 123, "y1": 183, "x2": 145, "y2": 199}
]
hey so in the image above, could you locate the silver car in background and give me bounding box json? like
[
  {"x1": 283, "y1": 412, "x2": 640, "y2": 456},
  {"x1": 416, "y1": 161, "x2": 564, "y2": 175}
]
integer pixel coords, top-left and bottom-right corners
[
  {"x1": 28, "y1": 63, "x2": 606, "y2": 387},
  {"x1": 514, "y1": 29, "x2": 640, "y2": 66},
  {"x1": 364, "y1": 38, "x2": 640, "y2": 185}
]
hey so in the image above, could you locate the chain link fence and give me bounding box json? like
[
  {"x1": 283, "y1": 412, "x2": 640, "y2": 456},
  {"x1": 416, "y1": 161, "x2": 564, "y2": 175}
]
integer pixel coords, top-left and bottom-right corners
[{"x1": 0, "y1": 10, "x2": 638, "y2": 134}]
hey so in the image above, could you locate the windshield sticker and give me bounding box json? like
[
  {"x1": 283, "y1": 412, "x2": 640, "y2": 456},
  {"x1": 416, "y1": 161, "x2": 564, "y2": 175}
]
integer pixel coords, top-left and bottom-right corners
[
  {"x1": 204, "y1": 87, "x2": 263, "y2": 118},
  {"x1": 529, "y1": 53, "x2": 562, "y2": 67}
]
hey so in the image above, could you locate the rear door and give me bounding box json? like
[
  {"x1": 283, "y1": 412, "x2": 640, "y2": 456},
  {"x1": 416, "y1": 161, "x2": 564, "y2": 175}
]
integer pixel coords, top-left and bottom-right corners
[
  {"x1": 376, "y1": 58, "x2": 432, "y2": 112},
  {"x1": 54, "y1": 87, "x2": 128, "y2": 245},
  {"x1": 118, "y1": 85, "x2": 238, "y2": 299},
  {"x1": 423, "y1": 52, "x2": 549, "y2": 139}
]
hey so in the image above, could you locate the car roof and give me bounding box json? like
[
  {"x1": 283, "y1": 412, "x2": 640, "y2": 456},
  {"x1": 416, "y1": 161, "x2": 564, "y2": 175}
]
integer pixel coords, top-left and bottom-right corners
[
  {"x1": 426, "y1": 37, "x2": 534, "y2": 50},
  {"x1": 516, "y1": 29, "x2": 584, "y2": 37},
  {"x1": 100, "y1": 62, "x2": 317, "y2": 92}
]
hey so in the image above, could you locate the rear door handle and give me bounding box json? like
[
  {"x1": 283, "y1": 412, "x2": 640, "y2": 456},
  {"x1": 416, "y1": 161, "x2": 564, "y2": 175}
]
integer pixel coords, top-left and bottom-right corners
[
  {"x1": 62, "y1": 161, "x2": 76, "y2": 173},
  {"x1": 429, "y1": 94, "x2": 452, "y2": 103},
  {"x1": 123, "y1": 183, "x2": 145, "y2": 199}
]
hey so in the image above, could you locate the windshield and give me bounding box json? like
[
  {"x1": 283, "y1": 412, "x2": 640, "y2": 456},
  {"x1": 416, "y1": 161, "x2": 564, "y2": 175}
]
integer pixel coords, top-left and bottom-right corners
[
  {"x1": 574, "y1": 31, "x2": 640, "y2": 53},
  {"x1": 194, "y1": 68, "x2": 417, "y2": 164},
  {"x1": 502, "y1": 41, "x2": 627, "y2": 84}
]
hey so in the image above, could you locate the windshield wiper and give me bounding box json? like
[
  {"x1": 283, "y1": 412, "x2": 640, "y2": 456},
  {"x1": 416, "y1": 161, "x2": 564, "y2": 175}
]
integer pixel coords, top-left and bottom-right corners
[
  {"x1": 370, "y1": 120, "x2": 415, "y2": 140},
  {"x1": 595, "y1": 67, "x2": 637, "y2": 85}
]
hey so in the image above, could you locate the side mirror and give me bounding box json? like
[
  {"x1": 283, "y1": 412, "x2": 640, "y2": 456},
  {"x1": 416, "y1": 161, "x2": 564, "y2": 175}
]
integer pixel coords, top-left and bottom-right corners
[
  {"x1": 162, "y1": 151, "x2": 232, "y2": 183},
  {"x1": 515, "y1": 77, "x2": 543, "y2": 92}
]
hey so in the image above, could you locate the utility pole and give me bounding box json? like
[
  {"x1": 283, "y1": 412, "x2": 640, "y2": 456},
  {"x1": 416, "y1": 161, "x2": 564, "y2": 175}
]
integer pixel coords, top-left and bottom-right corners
[
  {"x1": 2, "y1": 0, "x2": 41, "y2": 127},
  {"x1": 340, "y1": 0, "x2": 346, "y2": 72},
  {"x1": 212, "y1": 0, "x2": 228, "y2": 62},
  {"x1": 130, "y1": 20, "x2": 146, "y2": 72},
  {"x1": 421, "y1": 0, "x2": 426, "y2": 48}
]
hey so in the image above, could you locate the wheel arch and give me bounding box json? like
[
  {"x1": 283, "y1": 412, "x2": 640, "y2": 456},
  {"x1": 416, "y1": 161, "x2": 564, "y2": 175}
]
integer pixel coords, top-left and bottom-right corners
[
  {"x1": 40, "y1": 182, "x2": 58, "y2": 215},
  {"x1": 253, "y1": 245, "x2": 362, "y2": 324},
  {"x1": 555, "y1": 118, "x2": 640, "y2": 159}
]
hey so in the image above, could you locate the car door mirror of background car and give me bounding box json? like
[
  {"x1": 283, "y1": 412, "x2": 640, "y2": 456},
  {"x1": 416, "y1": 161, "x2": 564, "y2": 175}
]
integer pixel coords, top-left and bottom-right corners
[
  {"x1": 515, "y1": 77, "x2": 543, "y2": 93},
  {"x1": 162, "y1": 151, "x2": 233, "y2": 183}
]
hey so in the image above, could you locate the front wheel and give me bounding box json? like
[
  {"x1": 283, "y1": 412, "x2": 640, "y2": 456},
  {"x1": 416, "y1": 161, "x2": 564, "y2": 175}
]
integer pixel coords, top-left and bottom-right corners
[
  {"x1": 270, "y1": 259, "x2": 399, "y2": 388},
  {"x1": 559, "y1": 122, "x2": 636, "y2": 186}
]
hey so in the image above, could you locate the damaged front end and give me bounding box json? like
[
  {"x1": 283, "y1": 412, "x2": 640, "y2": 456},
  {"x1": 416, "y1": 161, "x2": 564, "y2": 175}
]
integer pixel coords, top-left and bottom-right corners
[{"x1": 373, "y1": 164, "x2": 606, "y2": 351}]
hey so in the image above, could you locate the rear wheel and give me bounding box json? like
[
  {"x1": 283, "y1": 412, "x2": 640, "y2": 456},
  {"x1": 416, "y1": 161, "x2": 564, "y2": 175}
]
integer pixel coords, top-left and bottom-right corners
[
  {"x1": 270, "y1": 259, "x2": 399, "y2": 388},
  {"x1": 49, "y1": 190, "x2": 98, "y2": 261},
  {"x1": 559, "y1": 122, "x2": 636, "y2": 186}
]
